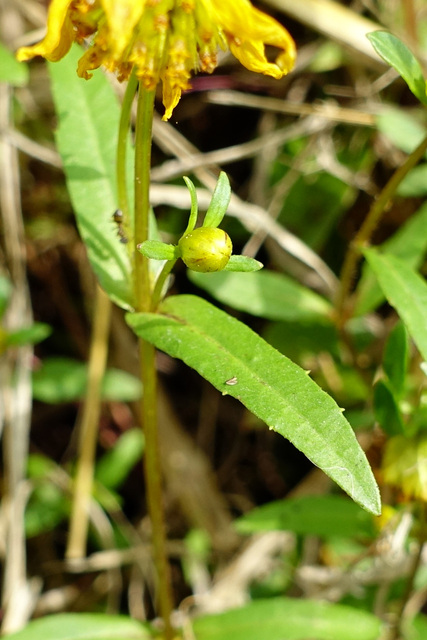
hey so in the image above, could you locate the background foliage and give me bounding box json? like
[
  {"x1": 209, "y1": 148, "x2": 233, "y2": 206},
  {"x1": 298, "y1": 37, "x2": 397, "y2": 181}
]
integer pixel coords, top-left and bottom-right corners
[{"x1": 2, "y1": 0, "x2": 427, "y2": 639}]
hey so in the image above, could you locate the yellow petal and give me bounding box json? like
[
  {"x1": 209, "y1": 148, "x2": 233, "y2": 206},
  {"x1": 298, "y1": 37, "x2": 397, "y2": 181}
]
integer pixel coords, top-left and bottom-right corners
[
  {"x1": 229, "y1": 39, "x2": 282, "y2": 79},
  {"x1": 16, "y1": 0, "x2": 75, "y2": 62},
  {"x1": 213, "y1": 0, "x2": 296, "y2": 77},
  {"x1": 100, "y1": 0, "x2": 146, "y2": 58}
]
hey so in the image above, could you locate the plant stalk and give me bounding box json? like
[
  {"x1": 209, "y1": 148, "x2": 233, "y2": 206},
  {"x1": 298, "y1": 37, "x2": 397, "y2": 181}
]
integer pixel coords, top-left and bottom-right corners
[
  {"x1": 133, "y1": 85, "x2": 174, "y2": 639},
  {"x1": 66, "y1": 284, "x2": 112, "y2": 559},
  {"x1": 335, "y1": 133, "x2": 427, "y2": 328}
]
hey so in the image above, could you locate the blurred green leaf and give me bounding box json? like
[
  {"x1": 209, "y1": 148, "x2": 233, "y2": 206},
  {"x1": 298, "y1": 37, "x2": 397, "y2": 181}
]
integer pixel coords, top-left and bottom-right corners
[
  {"x1": 4, "y1": 613, "x2": 153, "y2": 640},
  {"x1": 410, "y1": 614, "x2": 427, "y2": 639},
  {"x1": 0, "y1": 276, "x2": 11, "y2": 317},
  {"x1": 33, "y1": 358, "x2": 142, "y2": 404},
  {"x1": 398, "y1": 164, "x2": 427, "y2": 197},
  {"x1": 189, "y1": 270, "x2": 332, "y2": 321},
  {"x1": 0, "y1": 41, "x2": 28, "y2": 86},
  {"x1": 383, "y1": 321, "x2": 408, "y2": 396},
  {"x1": 5, "y1": 323, "x2": 51, "y2": 348},
  {"x1": 193, "y1": 597, "x2": 383, "y2": 640},
  {"x1": 375, "y1": 108, "x2": 426, "y2": 156},
  {"x1": 48, "y1": 45, "x2": 133, "y2": 310},
  {"x1": 95, "y1": 429, "x2": 144, "y2": 490},
  {"x1": 264, "y1": 319, "x2": 339, "y2": 363},
  {"x1": 308, "y1": 41, "x2": 345, "y2": 72},
  {"x1": 101, "y1": 369, "x2": 142, "y2": 402},
  {"x1": 367, "y1": 31, "x2": 427, "y2": 105},
  {"x1": 235, "y1": 495, "x2": 376, "y2": 540},
  {"x1": 127, "y1": 295, "x2": 380, "y2": 515},
  {"x1": 355, "y1": 203, "x2": 427, "y2": 315},
  {"x1": 373, "y1": 379, "x2": 405, "y2": 437},
  {"x1": 278, "y1": 172, "x2": 354, "y2": 250},
  {"x1": 26, "y1": 483, "x2": 68, "y2": 538},
  {"x1": 363, "y1": 249, "x2": 427, "y2": 362}
]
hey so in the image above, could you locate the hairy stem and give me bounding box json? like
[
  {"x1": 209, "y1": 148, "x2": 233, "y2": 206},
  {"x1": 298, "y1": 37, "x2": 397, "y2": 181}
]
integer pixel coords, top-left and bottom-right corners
[{"x1": 133, "y1": 86, "x2": 174, "y2": 639}]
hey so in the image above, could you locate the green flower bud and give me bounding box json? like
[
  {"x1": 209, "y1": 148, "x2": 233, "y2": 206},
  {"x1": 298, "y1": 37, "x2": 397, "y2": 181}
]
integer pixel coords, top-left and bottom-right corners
[{"x1": 179, "y1": 227, "x2": 232, "y2": 273}]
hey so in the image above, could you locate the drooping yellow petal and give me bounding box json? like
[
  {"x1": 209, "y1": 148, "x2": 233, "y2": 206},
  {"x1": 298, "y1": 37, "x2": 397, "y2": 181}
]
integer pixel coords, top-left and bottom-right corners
[
  {"x1": 212, "y1": 0, "x2": 296, "y2": 77},
  {"x1": 100, "y1": 0, "x2": 146, "y2": 59},
  {"x1": 16, "y1": 0, "x2": 296, "y2": 120},
  {"x1": 16, "y1": 0, "x2": 75, "y2": 62}
]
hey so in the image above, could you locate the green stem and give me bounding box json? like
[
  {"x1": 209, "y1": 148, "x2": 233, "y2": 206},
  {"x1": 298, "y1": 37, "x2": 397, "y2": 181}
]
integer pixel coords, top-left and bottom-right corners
[
  {"x1": 335, "y1": 133, "x2": 427, "y2": 328},
  {"x1": 133, "y1": 86, "x2": 174, "y2": 639},
  {"x1": 151, "y1": 259, "x2": 177, "y2": 311},
  {"x1": 116, "y1": 70, "x2": 138, "y2": 250}
]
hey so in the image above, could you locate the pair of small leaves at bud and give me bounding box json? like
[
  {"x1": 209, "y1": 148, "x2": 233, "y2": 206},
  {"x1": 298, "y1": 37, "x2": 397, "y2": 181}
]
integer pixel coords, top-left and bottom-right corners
[{"x1": 138, "y1": 172, "x2": 262, "y2": 274}]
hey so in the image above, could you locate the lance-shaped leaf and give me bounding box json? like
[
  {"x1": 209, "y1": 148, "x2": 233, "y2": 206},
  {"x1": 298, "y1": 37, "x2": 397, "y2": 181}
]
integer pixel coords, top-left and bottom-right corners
[
  {"x1": 363, "y1": 249, "x2": 427, "y2": 363},
  {"x1": 48, "y1": 45, "x2": 133, "y2": 310},
  {"x1": 127, "y1": 295, "x2": 381, "y2": 515},
  {"x1": 367, "y1": 31, "x2": 427, "y2": 105}
]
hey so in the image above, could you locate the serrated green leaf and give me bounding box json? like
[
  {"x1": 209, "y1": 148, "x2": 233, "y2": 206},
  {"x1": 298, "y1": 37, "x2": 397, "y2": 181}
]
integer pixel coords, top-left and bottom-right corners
[
  {"x1": 355, "y1": 202, "x2": 427, "y2": 315},
  {"x1": 367, "y1": 31, "x2": 427, "y2": 104},
  {"x1": 127, "y1": 295, "x2": 380, "y2": 515},
  {"x1": 363, "y1": 249, "x2": 427, "y2": 363},
  {"x1": 235, "y1": 495, "x2": 375, "y2": 540},
  {"x1": 193, "y1": 597, "x2": 383, "y2": 640},
  {"x1": 3, "y1": 613, "x2": 153, "y2": 640},
  {"x1": 189, "y1": 270, "x2": 332, "y2": 321},
  {"x1": 48, "y1": 45, "x2": 133, "y2": 310},
  {"x1": 0, "y1": 42, "x2": 28, "y2": 86}
]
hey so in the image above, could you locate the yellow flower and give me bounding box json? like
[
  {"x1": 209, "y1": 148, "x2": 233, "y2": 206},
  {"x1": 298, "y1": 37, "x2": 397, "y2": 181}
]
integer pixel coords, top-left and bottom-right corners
[{"x1": 16, "y1": 0, "x2": 296, "y2": 120}]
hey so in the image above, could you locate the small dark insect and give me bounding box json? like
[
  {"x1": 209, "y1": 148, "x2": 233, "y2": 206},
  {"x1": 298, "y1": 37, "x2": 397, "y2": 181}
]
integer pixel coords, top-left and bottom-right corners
[{"x1": 112, "y1": 209, "x2": 128, "y2": 244}]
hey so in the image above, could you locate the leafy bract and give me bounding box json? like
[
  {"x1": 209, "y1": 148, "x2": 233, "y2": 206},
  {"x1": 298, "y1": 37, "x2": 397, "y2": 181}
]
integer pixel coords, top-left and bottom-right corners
[
  {"x1": 193, "y1": 597, "x2": 383, "y2": 640},
  {"x1": 127, "y1": 295, "x2": 380, "y2": 515},
  {"x1": 363, "y1": 249, "x2": 427, "y2": 362},
  {"x1": 48, "y1": 45, "x2": 133, "y2": 310},
  {"x1": 367, "y1": 31, "x2": 427, "y2": 105}
]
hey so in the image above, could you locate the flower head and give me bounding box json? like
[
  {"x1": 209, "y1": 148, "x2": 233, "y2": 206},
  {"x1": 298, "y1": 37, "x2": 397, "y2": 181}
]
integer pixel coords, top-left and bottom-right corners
[{"x1": 17, "y1": 0, "x2": 296, "y2": 119}]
